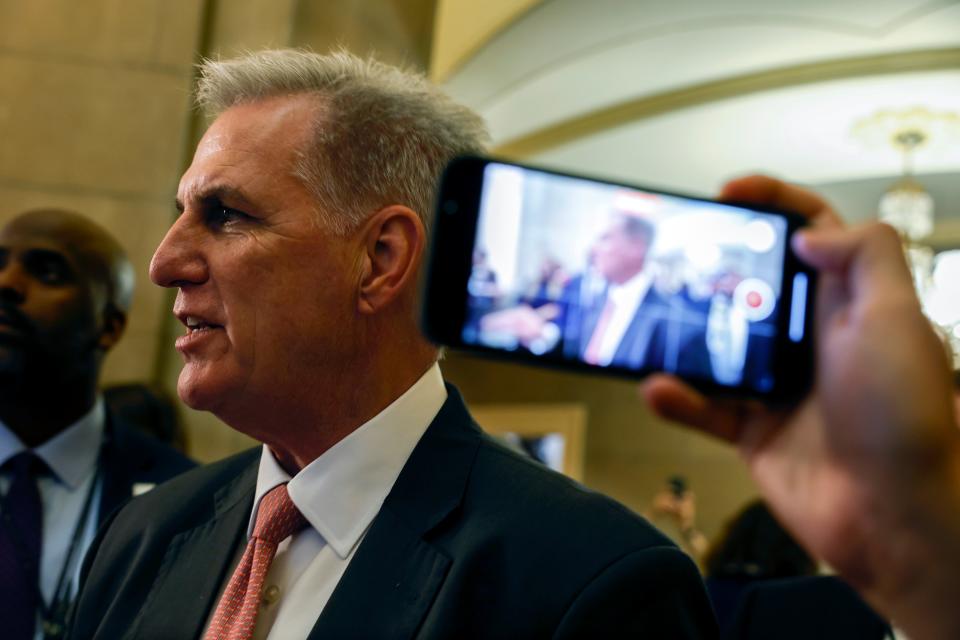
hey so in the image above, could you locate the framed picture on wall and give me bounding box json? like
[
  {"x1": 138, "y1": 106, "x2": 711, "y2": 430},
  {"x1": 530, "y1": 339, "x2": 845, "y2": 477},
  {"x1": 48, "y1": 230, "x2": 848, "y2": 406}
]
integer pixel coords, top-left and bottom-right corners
[{"x1": 470, "y1": 403, "x2": 587, "y2": 481}]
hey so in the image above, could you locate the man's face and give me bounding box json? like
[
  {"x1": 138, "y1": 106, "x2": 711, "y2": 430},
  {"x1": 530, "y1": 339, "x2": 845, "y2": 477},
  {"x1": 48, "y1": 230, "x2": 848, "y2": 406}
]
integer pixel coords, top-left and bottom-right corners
[
  {"x1": 591, "y1": 217, "x2": 650, "y2": 285},
  {"x1": 150, "y1": 95, "x2": 363, "y2": 418},
  {"x1": 0, "y1": 228, "x2": 104, "y2": 378}
]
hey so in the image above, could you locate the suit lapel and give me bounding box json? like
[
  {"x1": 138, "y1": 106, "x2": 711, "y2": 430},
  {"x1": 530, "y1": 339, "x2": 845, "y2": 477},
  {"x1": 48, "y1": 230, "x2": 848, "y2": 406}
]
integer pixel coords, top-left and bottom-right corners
[
  {"x1": 306, "y1": 508, "x2": 450, "y2": 639},
  {"x1": 125, "y1": 455, "x2": 258, "y2": 640},
  {"x1": 616, "y1": 293, "x2": 667, "y2": 367},
  {"x1": 98, "y1": 414, "x2": 137, "y2": 525},
  {"x1": 308, "y1": 386, "x2": 480, "y2": 640}
]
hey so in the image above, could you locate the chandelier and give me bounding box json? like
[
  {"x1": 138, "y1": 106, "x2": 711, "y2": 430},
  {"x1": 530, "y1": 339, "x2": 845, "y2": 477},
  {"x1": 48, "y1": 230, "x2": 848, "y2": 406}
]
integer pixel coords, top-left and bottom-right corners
[{"x1": 854, "y1": 107, "x2": 960, "y2": 366}]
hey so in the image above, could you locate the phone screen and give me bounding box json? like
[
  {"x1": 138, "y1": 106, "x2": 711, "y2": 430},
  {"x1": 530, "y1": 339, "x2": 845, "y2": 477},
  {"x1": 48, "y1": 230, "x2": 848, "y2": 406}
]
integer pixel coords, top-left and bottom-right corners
[{"x1": 458, "y1": 161, "x2": 808, "y2": 394}]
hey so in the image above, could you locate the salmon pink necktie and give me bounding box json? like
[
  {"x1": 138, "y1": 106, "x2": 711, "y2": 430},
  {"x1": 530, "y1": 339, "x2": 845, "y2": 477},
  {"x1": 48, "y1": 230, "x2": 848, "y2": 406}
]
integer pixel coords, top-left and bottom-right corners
[
  {"x1": 584, "y1": 297, "x2": 616, "y2": 365},
  {"x1": 204, "y1": 483, "x2": 308, "y2": 640}
]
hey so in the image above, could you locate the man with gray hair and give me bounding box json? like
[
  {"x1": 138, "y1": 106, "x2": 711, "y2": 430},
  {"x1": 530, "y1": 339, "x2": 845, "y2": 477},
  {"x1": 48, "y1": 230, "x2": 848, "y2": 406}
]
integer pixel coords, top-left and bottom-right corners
[{"x1": 69, "y1": 50, "x2": 715, "y2": 639}]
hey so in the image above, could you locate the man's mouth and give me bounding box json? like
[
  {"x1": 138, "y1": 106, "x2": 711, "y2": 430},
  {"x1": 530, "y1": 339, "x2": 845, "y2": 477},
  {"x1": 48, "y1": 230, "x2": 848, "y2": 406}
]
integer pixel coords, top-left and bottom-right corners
[
  {"x1": 184, "y1": 316, "x2": 223, "y2": 334},
  {"x1": 0, "y1": 309, "x2": 30, "y2": 338}
]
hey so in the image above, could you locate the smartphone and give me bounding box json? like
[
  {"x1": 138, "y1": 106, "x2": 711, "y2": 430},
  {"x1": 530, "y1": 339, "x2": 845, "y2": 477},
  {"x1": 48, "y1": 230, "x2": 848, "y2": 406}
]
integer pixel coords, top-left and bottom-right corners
[{"x1": 422, "y1": 156, "x2": 816, "y2": 401}]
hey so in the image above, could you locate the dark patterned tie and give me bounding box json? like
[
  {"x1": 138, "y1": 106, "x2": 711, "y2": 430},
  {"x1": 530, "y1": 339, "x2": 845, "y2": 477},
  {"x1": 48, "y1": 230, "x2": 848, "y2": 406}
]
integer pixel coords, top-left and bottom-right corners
[{"x1": 0, "y1": 451, "x2": 44, "y2": 640}]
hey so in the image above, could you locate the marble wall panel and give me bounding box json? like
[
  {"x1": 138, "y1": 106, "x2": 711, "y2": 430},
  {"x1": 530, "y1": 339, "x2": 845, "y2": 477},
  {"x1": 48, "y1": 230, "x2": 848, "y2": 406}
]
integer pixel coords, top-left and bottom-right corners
[
  {"x1": 0, "y1": 55, "x2": 192, "y2": 197},
  {"x1": 0, "y1": 0, "x2": 203, "y2": 69}
]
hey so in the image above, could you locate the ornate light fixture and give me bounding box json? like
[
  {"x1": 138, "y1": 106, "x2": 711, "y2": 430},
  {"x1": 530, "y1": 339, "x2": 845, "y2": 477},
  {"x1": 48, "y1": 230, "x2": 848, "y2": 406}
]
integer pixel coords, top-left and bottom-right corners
[
  {"x1": 878, "y1": 128, "x2": 933, "y2": 241},
  {"x1": 854, "y1": 107, "x2": 960, "y2": 366}
]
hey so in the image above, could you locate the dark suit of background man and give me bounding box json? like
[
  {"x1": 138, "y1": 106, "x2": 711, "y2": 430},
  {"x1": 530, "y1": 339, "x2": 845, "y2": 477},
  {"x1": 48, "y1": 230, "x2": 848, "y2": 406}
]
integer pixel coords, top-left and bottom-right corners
[
  {"x1": 69, "y1": 50, "x2": 717, "y2": 640},
  {"x1": 556, "y1": 213, "x2": 707, "y2": 375},
  {"x1": 0, "y1": 210, "x2": 194, "y2": 640},
  {"x1": 561, "y1": 213, "x2": 670, "y2": 368}
]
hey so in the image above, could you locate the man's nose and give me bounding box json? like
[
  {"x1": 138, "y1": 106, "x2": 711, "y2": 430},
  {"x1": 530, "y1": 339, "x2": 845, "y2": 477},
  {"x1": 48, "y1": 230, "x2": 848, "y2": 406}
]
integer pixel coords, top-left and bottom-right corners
[
  {"x1": 149, "y1": 216, "x2": 208, "y2": 288},
  {"x1": 0, "y1": 262, "x2": 27, "y2": 304}
]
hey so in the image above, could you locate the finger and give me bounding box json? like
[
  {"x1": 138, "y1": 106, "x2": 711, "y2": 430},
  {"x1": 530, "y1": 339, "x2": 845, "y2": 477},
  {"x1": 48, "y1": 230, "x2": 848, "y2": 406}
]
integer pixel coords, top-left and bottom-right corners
[
  {"x1": 536, "y1": 303, "x2": 561, "y2": 321},
  {"x1": 792, "y1": 222, "x2": 916, "y2": 301},
  {"x1": 718, "y1": 175, "x2": 843, "y2": 228},
  {"x1": 640, "y1": 375, "x2": 744, "y2": 442}
]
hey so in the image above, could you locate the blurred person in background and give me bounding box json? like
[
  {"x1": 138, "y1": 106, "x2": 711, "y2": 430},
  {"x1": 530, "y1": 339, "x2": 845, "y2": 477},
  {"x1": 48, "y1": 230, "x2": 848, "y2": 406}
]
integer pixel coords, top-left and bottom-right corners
[
  {"x1": 643, "y1": 475, "x2": 708, "y2": 562},
  {"x1": 0, "y1": 209, "x2": 194, "y2": 640},
  {"x1": 703, "y1": 500, "x2": 816, "y2": 634},
  {"x1": 103, "y1": 383, "x2": 187, "y2": 453},
  {"x1": 724, "y1": 574, "x2": 890, "y2": 640}
]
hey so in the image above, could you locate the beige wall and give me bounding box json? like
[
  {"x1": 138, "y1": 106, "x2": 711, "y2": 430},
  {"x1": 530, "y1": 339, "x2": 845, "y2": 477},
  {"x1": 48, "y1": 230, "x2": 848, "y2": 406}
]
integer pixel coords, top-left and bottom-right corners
[
  {"x1": 431, "y1": 0, "x2": 543, "y2": 82},
  {"x1": 293, "y1": 0, "x2": 435, "y2": 70},
  {"x1": 0, "y1": 0, "x2": 205, "y2": 385}
]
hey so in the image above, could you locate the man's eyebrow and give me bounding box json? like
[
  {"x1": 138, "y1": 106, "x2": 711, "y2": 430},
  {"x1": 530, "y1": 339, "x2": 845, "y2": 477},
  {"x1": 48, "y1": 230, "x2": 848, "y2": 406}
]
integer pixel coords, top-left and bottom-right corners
[
  {"x1": 23, "y1": 247, "x2": 75, "y2": 271},
  {"x1": 176, "y1": 184, "x2": 256, "y2": 213}
]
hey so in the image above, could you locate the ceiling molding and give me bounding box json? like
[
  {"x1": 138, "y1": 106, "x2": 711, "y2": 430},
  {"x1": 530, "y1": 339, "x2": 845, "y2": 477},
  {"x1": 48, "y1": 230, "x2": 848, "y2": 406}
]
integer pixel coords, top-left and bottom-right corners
[{"x1": 493, "y1": 47, "x2": 960, "y2": 159}]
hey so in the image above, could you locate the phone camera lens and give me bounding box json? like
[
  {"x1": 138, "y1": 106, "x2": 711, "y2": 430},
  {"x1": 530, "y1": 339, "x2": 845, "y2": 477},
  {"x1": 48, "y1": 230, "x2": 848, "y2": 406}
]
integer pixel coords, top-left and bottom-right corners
[{"x1": 443, "y1": 201, "x2": 458, "y2": 215}]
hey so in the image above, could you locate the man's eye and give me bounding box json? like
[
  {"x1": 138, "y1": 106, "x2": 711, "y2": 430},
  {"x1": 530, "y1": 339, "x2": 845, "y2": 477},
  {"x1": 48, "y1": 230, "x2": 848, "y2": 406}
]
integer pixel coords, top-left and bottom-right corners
[
  {"x1": 210, "y1": 206, "x2": 249, "y2": 227},
  {"x1": 27, "y1": 257, "x2": 68, "y2": 284}
]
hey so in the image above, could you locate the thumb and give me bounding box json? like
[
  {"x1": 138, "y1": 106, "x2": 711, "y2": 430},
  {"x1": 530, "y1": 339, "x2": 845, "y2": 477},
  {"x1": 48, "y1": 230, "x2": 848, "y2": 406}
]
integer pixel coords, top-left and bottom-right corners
[{"x1": 792, "y1": 222, "x2": 916, "y2": 302}]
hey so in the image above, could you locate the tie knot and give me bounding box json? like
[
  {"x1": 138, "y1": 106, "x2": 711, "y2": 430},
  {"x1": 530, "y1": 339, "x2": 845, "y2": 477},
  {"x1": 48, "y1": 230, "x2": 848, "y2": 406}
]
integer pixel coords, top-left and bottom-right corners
[
  {"x1": 252, "y1": 483, "x2": 308, "y2": 545},
  {"x1": 1, "y1": 451, "x2": 46, "y2": 479}
]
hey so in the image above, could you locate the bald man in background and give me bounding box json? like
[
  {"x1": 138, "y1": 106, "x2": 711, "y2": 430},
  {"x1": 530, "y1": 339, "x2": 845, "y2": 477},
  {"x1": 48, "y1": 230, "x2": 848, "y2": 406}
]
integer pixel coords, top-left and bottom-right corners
[{"x1": 0, "y1": 210, "x2": 194, "y2": 640}]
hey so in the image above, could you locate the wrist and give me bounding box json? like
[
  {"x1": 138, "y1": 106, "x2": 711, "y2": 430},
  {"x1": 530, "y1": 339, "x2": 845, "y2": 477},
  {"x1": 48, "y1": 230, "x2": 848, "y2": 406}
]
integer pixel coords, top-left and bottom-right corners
[{"x1": 856, "y1": 449, "x2": 960, "y2": 639}]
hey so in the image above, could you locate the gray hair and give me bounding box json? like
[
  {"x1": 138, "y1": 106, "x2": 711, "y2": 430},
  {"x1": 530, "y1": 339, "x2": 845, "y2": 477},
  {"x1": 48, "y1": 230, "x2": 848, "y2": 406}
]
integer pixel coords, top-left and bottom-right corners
[
  {"x1": 196, "y1": 49, "x2": 490, "y2": 234},
  {"x1": 621, "y1": 215, "x2": 655, "y2": 243}
]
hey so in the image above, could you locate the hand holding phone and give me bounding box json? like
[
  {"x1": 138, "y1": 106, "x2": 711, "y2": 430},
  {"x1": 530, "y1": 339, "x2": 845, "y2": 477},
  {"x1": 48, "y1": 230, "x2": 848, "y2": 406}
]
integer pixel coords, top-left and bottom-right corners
[
  {"x1": 644, "y1": 176, "x2": 960, "y2": 640},
  {"x1": 422, "y1": 156, "x2": 816, "y2": 400}
]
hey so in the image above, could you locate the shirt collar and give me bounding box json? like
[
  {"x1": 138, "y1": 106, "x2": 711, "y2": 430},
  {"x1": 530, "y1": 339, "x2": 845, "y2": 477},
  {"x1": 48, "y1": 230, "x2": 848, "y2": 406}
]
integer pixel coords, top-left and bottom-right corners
[
  {"x1": 609, "y1": 269, "x2": 652, "y2": 307},
  {"x1": 249, "y1": 362, "x2": 448, "y2": 559},
  {"x1": 0, "y1": 398, "x2": 105, "y2": 489}
]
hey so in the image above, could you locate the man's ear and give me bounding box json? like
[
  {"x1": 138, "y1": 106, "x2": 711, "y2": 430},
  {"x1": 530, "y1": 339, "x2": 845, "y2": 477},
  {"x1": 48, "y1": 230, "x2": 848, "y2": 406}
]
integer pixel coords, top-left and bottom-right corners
[
  {"x1": 97, "y1": 305, "x2": 127, "y2": 351},
  {"x1": 357, "y1": 205, "x2": 426, "y2": 315}
]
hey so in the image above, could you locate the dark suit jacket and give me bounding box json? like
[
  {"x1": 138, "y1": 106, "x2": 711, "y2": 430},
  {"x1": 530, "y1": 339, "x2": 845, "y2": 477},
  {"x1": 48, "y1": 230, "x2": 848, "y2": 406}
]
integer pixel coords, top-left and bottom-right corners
[
  {"x1": 98, "y1": 413, "x2": 196, "y2": 526},
  {"x1": 558, "y1": 276, "x2": 709, "y2": 376},
  {"x1": 49, "y1": 411, "x2": 194, "y2": 639},
  {"x1": 69, "y1": 387, "x2": 717, "y2": 639},
  {"x1": 725, "y1": 576, "x2": 891, "y2": 640}
]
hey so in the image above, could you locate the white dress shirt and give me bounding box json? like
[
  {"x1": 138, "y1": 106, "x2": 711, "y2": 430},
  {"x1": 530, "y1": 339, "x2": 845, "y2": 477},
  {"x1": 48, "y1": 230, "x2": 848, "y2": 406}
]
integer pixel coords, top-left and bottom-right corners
[
  {"x1": 0, "y1": 399, "x2": 105, "y2": 640},
  {"x1": 594, "y1": 270, "x2": 653, "y2": 366},
  {"x1": 206, "y1": 363, "x2": 448, "y2": 640}
]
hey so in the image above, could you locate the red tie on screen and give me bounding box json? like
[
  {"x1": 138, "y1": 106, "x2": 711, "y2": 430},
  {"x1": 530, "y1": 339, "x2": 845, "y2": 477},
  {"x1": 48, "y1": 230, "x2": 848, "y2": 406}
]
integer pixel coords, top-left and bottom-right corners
[
  {"x1": 583, "y1": 297, "x2": 616, "y2": 365},
  {"x1": 205, "y1": 483, "x2": 308, "y2": 640}
]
